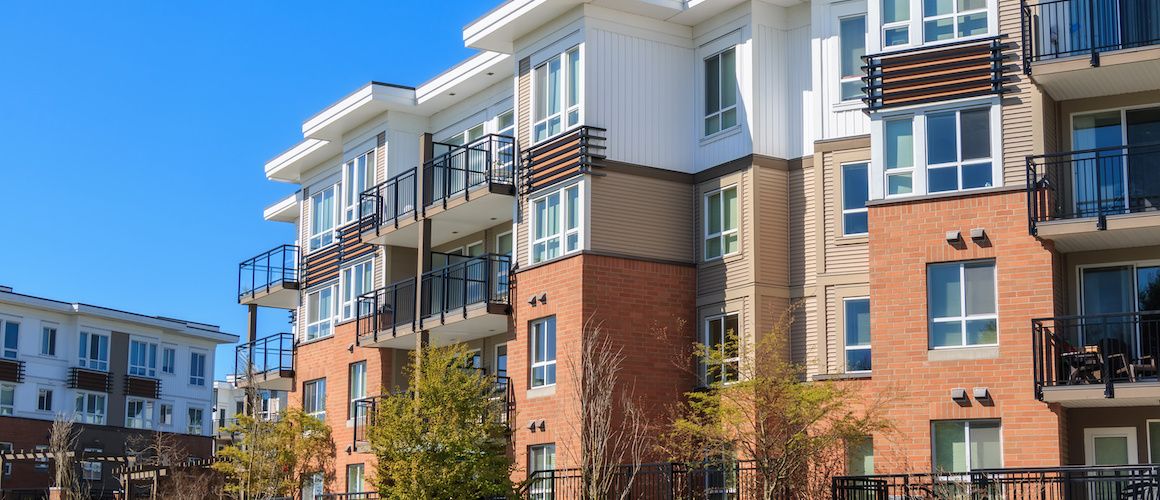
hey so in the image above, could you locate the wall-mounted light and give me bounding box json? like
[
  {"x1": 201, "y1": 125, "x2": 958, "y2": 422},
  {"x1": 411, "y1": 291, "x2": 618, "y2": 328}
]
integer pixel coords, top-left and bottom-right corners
[
  {"x1": 528, "y1": 296, "x2": 538, "y2": 306},
  {"x1": 951, "y1": 388, "x2": 969, "y2": 403},
  {"x1": 539, "y1": 293, "x2": 548, "y2": 304},
  {"x1": 970, "y1": 228, "x2": 986, "y2": 241},
  {"x1": 973, "y1": 387, "x2": 991, "y2": 402},
  {"x1": 945, "y1": 230, "x2": 962, "y2": 243}
]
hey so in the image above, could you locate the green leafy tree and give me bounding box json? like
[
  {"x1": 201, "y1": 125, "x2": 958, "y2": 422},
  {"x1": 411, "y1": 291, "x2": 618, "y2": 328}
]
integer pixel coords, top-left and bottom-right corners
[
  {"x1": 660, "y1": 305, "x2": 893, "y2": 500},
  {"x1": 213, "y1": 408, "x2": 335, "y2": 499},
  {"x1": 369, "y1": 344, "x2": 514, "y2": 499}
]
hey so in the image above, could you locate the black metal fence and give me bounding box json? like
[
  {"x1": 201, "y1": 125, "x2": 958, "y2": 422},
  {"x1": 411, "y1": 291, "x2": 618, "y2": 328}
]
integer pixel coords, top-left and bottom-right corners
[
  {"x1": 238, "y1": 244, "x2": 299, "y2": 301},
  {"x1": 420, "y1": 254, "x2": 511, "y2": 322},
  {"x1": 234, "y1": 332, "x2": 295, "y2": 382},
  {"x1": 355, "y1": 277, "x2": 418, "y2": 345},
  {"x1": 1021, "y1": 0, "x2": 1160, "y2": 69},
  {"x1": 425, "y1": 134, "x2": 516, "y2": 208},
  {"x1": 1032, "y1": 310, "x2": 1160, "y2": 400},
  {"x1": 1026, "y1": 143, "x2": 1160, "y2": 234},
  {"x1": 317, "y1": 493, "x2": 378, "y2": 500},
  {"x1": 526, "y1": 461, "x2": 790, "y2": 500},
  {"x1": 834, "y1": 465, "x2": 1160, "y2": 499},
  {"x1": 358, "y1": 167, "x2": 418, "y2": 235}
]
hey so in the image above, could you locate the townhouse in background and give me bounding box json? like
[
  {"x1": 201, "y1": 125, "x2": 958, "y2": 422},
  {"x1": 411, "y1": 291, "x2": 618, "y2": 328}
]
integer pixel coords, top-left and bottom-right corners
[
  {"x1": 211, "y1": 377, "x2": 286, "y2": 452},
  {"x1": 0, "y1": 286, "x2": 236, "y2": 499},
  {"x1": 234, "y1": 0, "x2": 1160, "y2": 495}
]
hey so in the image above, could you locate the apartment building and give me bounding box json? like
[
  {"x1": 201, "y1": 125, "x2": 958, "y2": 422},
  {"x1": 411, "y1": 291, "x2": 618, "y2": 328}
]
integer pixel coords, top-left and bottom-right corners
[
  {"x1": 212, "y1": 377, "x2": 286, "y2": 452},
  {"x1": 0, "y1": 286, "x2": 236, "y2": 499},
  {"x1": 235, "y1": 0, "x2": 1160, "y2": 496}
]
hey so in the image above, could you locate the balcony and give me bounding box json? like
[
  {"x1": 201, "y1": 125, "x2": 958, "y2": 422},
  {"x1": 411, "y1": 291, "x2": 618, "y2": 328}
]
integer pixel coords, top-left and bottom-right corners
[
  {"x1": 67, "y1": 367, "x2": 112, "y2": 393},
  {"x1": 234, "y1": 333, "x2": 295, "y2": 391},
  {"x1": 358, "y1": 168, "x2": 419, "y2": 247},
  {"x1": 123, "y1": 374, "x2": 160, "y2": 399},
  {"x1": 423, "y1": 135, "x2": 516, "y2": 246},
  {"x1": 861, "y1": 36, "x2": 1012, "y2": 112},
  {"x1": 1033, "y1": 311, "x2": 1160, "y2": 406},
  {"x1": 834, "y1": 465, "x2": 1160, "y2": 498},
  {"x1": 1027, "y1": 143, "x2": 1160, "y2": 251},
  {"x1": 520, "y1": 126, "x2": 606, "y2": 196},
  {"x1": 419, "y1": 254, "x2": 511, "y2": 344},
  {"x1": 1021, "y1": 0, "x2": 1160, "y2": 100},
  {"x1": 355, "y1": 278, "x2": 418, "y2": 349},
  {"x1": 238, "y1": 244, "x2": 300, "y2": 309}
]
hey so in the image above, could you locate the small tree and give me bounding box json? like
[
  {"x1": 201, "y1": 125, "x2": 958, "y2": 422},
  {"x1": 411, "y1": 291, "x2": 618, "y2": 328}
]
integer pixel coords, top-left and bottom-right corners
[
  {"x1": 661, "y1": 305, "x2": 892, "y2": 500},
  {"x1": 369, "y1": 344, "x2": 513, "y2": 499},
  {"x1": 127, "y1": 431, "x2": 216, "y2": 500},
  {"x1": 214, "y1": 408, "x2": 335, "y2": 499}
]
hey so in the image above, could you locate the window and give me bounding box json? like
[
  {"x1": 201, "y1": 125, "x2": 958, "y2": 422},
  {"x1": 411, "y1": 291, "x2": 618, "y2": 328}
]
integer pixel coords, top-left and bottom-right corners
[
  {"x1": 34, "y1": 444, "x2": 48, "y2": 471},
  {"x1": 190, "y1": 351, "x2": 207, "y2": 386},
  {"x1": 187, "y1": 407, "x2": 205, "y2": 435},
  {"x1": 304, "y1": 378, "x2": 327, "y2": 420},
  {"x1": 0, "y1": 384, "x2": 13, "y2": 415},
  {"x1": 129, "y1": 339, "x2": 158, "y2": 377},
  {"x1": 533, "y1": 46, "x2": 581, "y2": 143},
  {"x1": 845, "y1": 298, "x2": 872, "y2": 373},
  {"x1": 884, "y1": 118, "x2": 915, "y2": 196},
  {"x1": 928, "y1": 261, "x2": 997, "y2": 348},
  {"x1": 703, "y1": 313, "x2": 741, "y2": 385},
  {"x1": 842, "y1": 163, "x2": 870, "y2": 236},
  {"x1": 0, "y1": 443, "x2": 9, "y2": 476},
  {"x1": 923, "y1": 0, "x2": 988, "y2": 43},
  {"x1": 40, "y1": 326, "x2": 56, "y2": 356},
  {"x1": 162, "y1": 347, "x2": 176, "y2": 374},
  {"x1": 349, "y1": 362, "x2": 366, "y2": 419},
  {"x1": 1, "y1": 319, "x2": 17, "y2": 359},
  {"x1": 848, "y1": 437, "x2": 874, "y2": 475},
  {"x1": 704, "y1": 47, "x2": 738, "y2": 136},
  {"x1": 160, "y1": 403, "x2": 174, "y2": 426},
  {"x1": 78, "y1": 331, "x2": 109, "y2": 371},
  {"x1": 704, "y1": 186, "x2": 739, "y2": 260},
  {"x1": 306, "y1": 285, "x2": 337, "y2": 340},
  {"x1": 309, "y1": 185, "x2": 338, "y2": 251},
  {"x1": 341, "y1": 260, "x2": 374, "y2": 321},
  {"x1": 530, "y1": 317, "x2": 557, "y2": 388},
  {"x1": 925, "y1": 108, "x2": 992, "y2": 193},
  {"x1": 343, "y1": 150, "x2": 375, "y2": 222},
  {"x1": 126, "y1": 399, "x2": 154, "y2": 429},
  {"x1": 839, "y1": 15, "x2": 867, "y2": 101},
  {"x1": 75, "y1": 391, "x2": 106, "y2": 425},
  {"x1": 81, "y1": 447, "x2": 102, "y2": 480},
  {"x1": 528, "y1": 444, "x2": 556, "y2": 500},
  {"x1": 306, "y1": 472, "x2": 325, "y2": 500},
  {"x1": 443, "y1": 123, "x2": 485, "y2": 146},
  {"x1": 530, "y1": 184, "x2": 581, "y2": 264},
  {"x1": 882, "y1": 0, "x2": 910, "y2": 46},
  {"x1": 932, "y1": 420, "x2": 1001, "y2": 472},
  {"x1": 347, "y1": 464, "x2": 365, "y2": 493},
  {"x1": 37, "y1": 387, "x2": 53, "y2": 412}
]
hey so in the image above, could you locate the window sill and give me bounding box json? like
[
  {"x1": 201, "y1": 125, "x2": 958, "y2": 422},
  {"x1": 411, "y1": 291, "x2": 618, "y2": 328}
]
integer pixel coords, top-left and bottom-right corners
[
  {"x1": 868, "y1": 185, "x2": 1023, "y2": 207},
  {"x1": 928, "y1": 345, "x2": 999, "y2": 362},
  {"x1": 701, "y1": 252, "x2": 744, "y2": 267},
  {"x1": 836, "y1": 234, "x2": 869, "y2": 246},
  {"x1": 527, "y1": 385, "x2": 556, "y2": 399},
  {"x1": 812, "y1": 372, "x2": 871, "y2": 381},
  {"x1": 872, "y1": 33, "x2": 999, "y2": 56},
  {"x1": 832, "y1": 101, "x2": 866, "y2": 112},
  {"x1": 699, "y1": 126, "x2": 742, "y2": 146}
]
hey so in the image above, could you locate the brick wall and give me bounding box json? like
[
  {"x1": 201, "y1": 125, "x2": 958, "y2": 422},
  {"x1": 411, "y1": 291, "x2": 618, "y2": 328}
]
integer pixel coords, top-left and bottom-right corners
[{"x1": 867, "y1": 189, "x2": 1065, "y2": 472}]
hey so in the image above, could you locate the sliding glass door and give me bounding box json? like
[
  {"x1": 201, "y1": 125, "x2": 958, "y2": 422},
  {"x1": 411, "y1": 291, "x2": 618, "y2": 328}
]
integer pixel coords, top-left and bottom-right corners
[{"x1": 1072, "y1": 106, "x2": 1160, "y2": 218}]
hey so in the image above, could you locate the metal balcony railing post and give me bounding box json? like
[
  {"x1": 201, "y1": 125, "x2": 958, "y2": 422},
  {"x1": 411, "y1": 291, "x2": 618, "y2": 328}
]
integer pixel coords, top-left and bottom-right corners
[{"x1": 1088, "y1": 0, "x2": 1100, "y2": 67}]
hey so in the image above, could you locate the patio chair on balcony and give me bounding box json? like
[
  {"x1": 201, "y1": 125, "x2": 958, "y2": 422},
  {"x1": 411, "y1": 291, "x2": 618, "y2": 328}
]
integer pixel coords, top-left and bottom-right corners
[{"x1": 1127, "y1": 356, "x2": 1158, "y2": 382}]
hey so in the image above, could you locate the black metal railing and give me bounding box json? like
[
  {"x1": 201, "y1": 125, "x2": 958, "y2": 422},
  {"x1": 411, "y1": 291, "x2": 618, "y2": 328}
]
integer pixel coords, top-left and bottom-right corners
[
  {"x1": 355, "y1": 278, "x2": 418, "y2": 345},
  {"x1": 525, "y1": 461, "x2": 778, "y2": 499},
  {"x1": 317, "y1": 493, "x2": 379, "y2": 500},
  {"x1": 835, "y1": 465, "x2": 1160, "y2": 499},
  {"x1": 420, "y1": 254, "x2": 511, "y2": 323},
  {"x1": 1033, "y1": 311, "x2": 1160, "y2": 400},
  {"x1": 358, "y1": 168, "x2": 418, "y2": 236},
  {"x1": 1021, "y1": 0, "x2": 1160, "y2": 71},
  {"x1": 424, "y1": 134, "x2": 516, "y2": 209},
  {"x1": 238, "y1": 244, "x2": 300, "y2": 302},
  {"x1": 1026, "y1": 143, "x2": 1160, "y2": 234},
  {"x1": 234, "y1": 333, "x2": 295, "y2": 384}
]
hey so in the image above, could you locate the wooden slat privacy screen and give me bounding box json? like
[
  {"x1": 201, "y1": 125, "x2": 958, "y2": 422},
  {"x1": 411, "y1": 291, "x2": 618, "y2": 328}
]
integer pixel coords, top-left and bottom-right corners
[
  {"x1": 520, "y1": 126, "x2": 607, "y2": 195},
  {"x1": 303, "y1": 222, "x2": 374, "y2": 288},
  {"x1": 863, "y1": 36, "x2": 1012, "y2": 111}
]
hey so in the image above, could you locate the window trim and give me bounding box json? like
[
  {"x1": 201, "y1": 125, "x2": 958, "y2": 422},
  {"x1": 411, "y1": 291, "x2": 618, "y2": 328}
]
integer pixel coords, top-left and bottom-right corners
[
  {"x1": 530, "y1": 317, "x2": 557, "y2": 389},
  {"x1": 843, "y1": 297, "x2": 872, "y2": 374},
  {"x1": 838, "y1": 14, "x2": 869, "y2": 103},
  {"x1": 528, "y1": 182, "x2": 584, "y2": 265},
  {"x1": 840, "y1": 162, "x2": 870, "y2": 237},
  {"x1": 532, "y1": 45, "x2": 582, "y2": 144},
  {"x1": 348, "y1": 361, "x2": 366, "y2": 420},
  {"x1": 308, "y1": 184, "x2": 339, "y2": 252},
  {"x1": 40, "y1": 324, "x2": 56, "y2": 357},
  {"x1": 920, "y1": 0, "x2": 989, "y2": 44},
  {"x1": 187, "y1": 406, "x2": 205, "y2": 435},
  {"x1": 703, "y1": 45, "x2": 740, "y2": 138},
  {"x1": 928, "y1": 260, "x2": 999, "y2": 349},
  {"x1": 37, "y1": 386, "x2": 53, "y2": 412},
  {"x1": 342, "y1": 148, "x2": 376, "y2": 223},
  {"x1": 78, "y1": 330, "x2": 110, "y2": 372},
  {"x1": 128, "y1": 338, "x2": 159, "y2": 378},
  {"x1": 346, "y1": 463, "x2": 365, "y2": 494},
  {"x1": 931, "y1": 419, "x2": 1003, "y2": 473},
  {"x1": 703, "y1": 185, "x2": 740, "y2": 261},
  {"x1": 159, "y1": 402, "x2": 174, "y2": 427},
  {"x1": 74, "y1": 390, "x2": 107, "y2": 425},
  {"x1": 702, "y1": 312, "x2": 742, "y2": 385},
  {"x1": 0, "y1": 318, "x2": 18, "y2": 360},
  {"x1": 189, "y1": 351, "x2": 207, "y2": 387},
  {"x1": 872, "y1": 0, "x2": 998, "y2": 52},
  {"x1": 0, "y1": 383, "x2": 14, "y2": 416},
  {"x1": 161, "y1": 346, "x2": 176, "y2": 375},
  {"x1": 125, "y1": 398, "x2": 154, "y2": 429}
]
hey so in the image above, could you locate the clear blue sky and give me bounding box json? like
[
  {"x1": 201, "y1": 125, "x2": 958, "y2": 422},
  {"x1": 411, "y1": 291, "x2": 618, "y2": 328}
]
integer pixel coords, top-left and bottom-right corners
[{"x1": 0, "y1": 1, "x2": 493, "y2": 380}]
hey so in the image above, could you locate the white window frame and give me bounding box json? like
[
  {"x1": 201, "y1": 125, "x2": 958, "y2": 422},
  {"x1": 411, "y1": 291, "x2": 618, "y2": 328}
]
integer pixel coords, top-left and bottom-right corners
[
  {"x1": 931, "y1": 419, "x2": 1003, "y2": 473},
  {"x1": 529, "y1": 182, "x2": 583, "y2": 265},
  {"x1": 189, "y1": 351, "x2": 207, "y2": 386},
  {"x1": 928, "y1": 260, "x2": 999, "y2": 349},
  {"x1": 870, "y1": 99, "x2": 1002, "y2": 200},
  {"x1": 844, "y1": 298, "x2": 872, "y2": 374},
  {"x1": 0, "y1": 318, "x2": 18, "y2": 359},
  {"x1": 838, "y1": 14, "x2": 869, "y2": 103},
  {"x1": 78, "y1": 330, "x2": 110, "y2": 371},
  {"x1": 871, "y1": 0, "x2": 997, "y2": 51},
  {"x1": 306, "y1": 283, "x2": 338, "y2": 341},
  {"x1": 129, "y1": 338, "x2": 159, "y2": 378},
  {"x1": 340, "y1": 259, "x2": 374, "y2": 321},
  {"x1": 703, "y1": 185, "x2": 740, "y2": 261},
  {"x1": 159, "y1": 402, "x2": 174, "y2": 427},
  {"x1": 442, "y1": 122, "x2": 486, "y2": 146},
  {"x1": 841, "y1": 163, "x2": 870, "y2": 236},
  {"x1": 702, "y1": 313, "x2": 741, "y2": 385},
  {"x1": 75, "y1": 391, "x2": 106, "y2": 425},
  {"x1": 920, "y1": 0, "x2": 989, "y2": 44},
  {"x1": 343, "y1": 149, "x2": 376, "y2": 223},
  {"x1": 187, "y1": 407, "x2": 205, "y2": 435},
  {"x1": 530, "y1": 317, "x2": 557, "y2": 388},
  {"x1": 0, "y1": 384, "x2": 13, "y2": 415},
  {"x1": 37, "y1": 386, "x2": 53, "y2": 412},
  {"x1": 161, "y1": 346, "x2": 176, "y2": 375},
  {"x1": 126, "y1": 398, "x2": 154, "y2": 429},
  {"x1": 703, "y1": 45, "x2": 739, "y2": 138},
  {"x1": 349, "y1": 361, "x2": 366, "y2": 420},
  {"x1": 532, "y1": 45, "x2": 582, "y2": 144},
  {"x1": 304, "y1": 378, "x2": 327, "y2": 420},
  {"x1": 347, "y1": 463, "x2": 365, "y2": 493},
  {"x1": 81, "y1": 447, "x2": 102, "y2": 480},
  {"x1": 309, "y1": 184, "x2": 339, "y2": 252},
  {"x1": 924, "y1": 108, "x2": 996, "y2": 194},
  {"x1": 40, "y1": 324, "x2": 56, "y2": 357},
  {"x1": 529, "y1": 444, "x2": 557, "y2": 500}
]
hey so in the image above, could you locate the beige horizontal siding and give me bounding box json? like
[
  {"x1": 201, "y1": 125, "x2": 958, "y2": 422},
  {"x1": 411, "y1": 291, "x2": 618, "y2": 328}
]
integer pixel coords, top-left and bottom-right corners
[
  {"x1": 589, "y1": 169, "x2": 694, "y2": 263},
  {"x1": 788, "y1": 161, "x2": 816, "y2": 289}
]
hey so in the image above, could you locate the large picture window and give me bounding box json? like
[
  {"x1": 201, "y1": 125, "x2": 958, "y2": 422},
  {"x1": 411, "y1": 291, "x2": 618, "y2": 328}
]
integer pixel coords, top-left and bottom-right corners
[
  {"x1": 704, "y1": 186, "x2": 739, "y2": 260},
  {"x1": 530, "y1": 317, "x2": 557, "y2": 388},
  {"x1": 933, "y1": 420, "x2": 1001, "y2": 472},
  {"x1": 704, "y1": 47, "x2": 738, "y2": 136},
  {"x1": 928, "y1": 260, "x2": 997, "y2": 348},
  {"x1": 533, "y1": 46, "x2": 580, "y2": 143},
  {"x1": 306, "y1": 284, "x2": 338, "y2": 341},
  {"x1": 309, "y1": 185, "x2": 338, "y2": 251},
  {"x1": 530, "y1": 184, "x2": 581, "y2": 264},
  {"x1": 877, "y1": 103, "x2": 999, "y2": 198},
  {"x1": 842, "y1": 163, "x2": 870, "y2": 236},
  {"x1": 703, "y1": 313, "x2": 740, "y2": 384},
  {"x1": 129, "y1": 339, "x2": 158, "y2": 377},
  {"x1": 343, "y1": 150, "x2": 375, "y2": 222}
]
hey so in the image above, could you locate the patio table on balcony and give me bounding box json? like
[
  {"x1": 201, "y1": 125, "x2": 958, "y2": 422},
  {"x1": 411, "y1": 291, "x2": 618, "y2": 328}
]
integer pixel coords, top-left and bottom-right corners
[{"x1": 1061, "y1": 350, "x2": 1101, "y2": 384}]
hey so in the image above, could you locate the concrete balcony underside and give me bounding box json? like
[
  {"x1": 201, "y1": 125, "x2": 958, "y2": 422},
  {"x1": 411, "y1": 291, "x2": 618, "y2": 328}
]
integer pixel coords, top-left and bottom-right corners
[
  {"x1": 1036, "y1": 212, "x2": 1160, "y2": 252},
  {"x1": 1031, "y1": 46, "x2": 1160, "y2": 101}
]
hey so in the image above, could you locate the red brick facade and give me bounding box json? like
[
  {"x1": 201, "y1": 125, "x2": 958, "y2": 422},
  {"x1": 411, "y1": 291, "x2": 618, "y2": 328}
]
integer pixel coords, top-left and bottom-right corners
[{"x1": 867, "y1": 189, "x2": 1066, "y2": 471}]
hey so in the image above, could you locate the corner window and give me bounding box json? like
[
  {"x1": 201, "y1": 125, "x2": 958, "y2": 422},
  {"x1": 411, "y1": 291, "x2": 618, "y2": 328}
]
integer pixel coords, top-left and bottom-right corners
[
  {"x1": 304, "y1": 378, "x2": 327, "y2": 420},
  {"x1": 126, "y1": 399, "x2": 154, "y2": 429},
  {"x1": 0, "y1": 384, "x2": 13, "y2": 415},
  {"x1": 129, "y1": 339, "x2": 158, "y2": 377},
  {"x1": 187, "y1": 407, "x2": 205, "y2": 435},
  {"x1": 925, "y1": 108, "x2": 992, "y2": 193},
  {"x1": 842, "y1": 163, "x2": 870, "y2": 236},
  {"x1": 1, "y1": 319, "x2": 18, "y2": 359},
  {"x1": 928, "y1": 260, "x2": 997, "y2": 348},
  {"x1": 343, "y1": 150, "x2": 376, "y2": 223},
  {"x1": 844, "y1": 298, "x2": 872, "y2": 373},
  {"x1": 923, "y1": 0, "x2": 988, "y2": 43},
  {"x1": 704, "y1": 47, "x2": 738, "y2": 137},
  {"x1": 530, "y1": 184, "x2": 582, "y2": 265},
  {"x1": 349, "y1": 361, "x2": 366, "y2": 419},
  {"x1": 75, "y1": 391, "x2": 106, "y2": 425},
  {"x1": 703, "y1": 313, "x2": 740, "y2": 384},
  {"x1": 704, "y1": 186, "x2": 739, "y2": 260},
  {"x1": 533, "y1": 46, "x2": 581, "y2": 143},
  {"x1": 839, "y1": 15, "x2": 868, "y2": 101},
  {"x1": 309, "y1": 185, "x2": 338, "y2": 251},
  {"x1": 529, "y1": 444, "x2": 557, "y2": 500},
  {"x1": 341, "y1": 260, "x2": 374, "y2": 321},
  {"x1": 78, "y1": 331, "x2": 109, "y2": 371},
  {"x1": 306, "y1": 284, "x2": 338, "y2": 340},
  {"x1": 933, "y1": 420, "x2": 1001, "y2": 472},
  {"x1": 161, "y1": 347, "x2": 176, "y2": 375},
  {"x1": 530, "y1": 317, "x2": 557, "y2": 388},
  {"x1": 189, "y1": 351, "x2": 207, "y2": 386},
  {"x1": 37, "y1": 387, "x2": 53, "y2": 412}
]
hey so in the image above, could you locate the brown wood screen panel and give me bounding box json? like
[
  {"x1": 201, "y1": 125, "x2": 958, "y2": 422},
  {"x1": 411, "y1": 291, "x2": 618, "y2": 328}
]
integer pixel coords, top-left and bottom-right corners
[
  {"x1": 0, "y1": 359, "x2": 23, "y2": 383},
  {"x1": 68, "y1": 367, "x2": 112, "y2": 393},
  {"x1": 124, "y1": 375, "x2": 161, "y2": 399},
  {"x1": 863, "y1": 36, "x2": 1012, "y2": 111},
  {"x1": 520, "y1": 126, "x2": 607, "y2": 195},
  {"x1": 303, "y1": 222, "x2": 375, "y2": 288}
]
